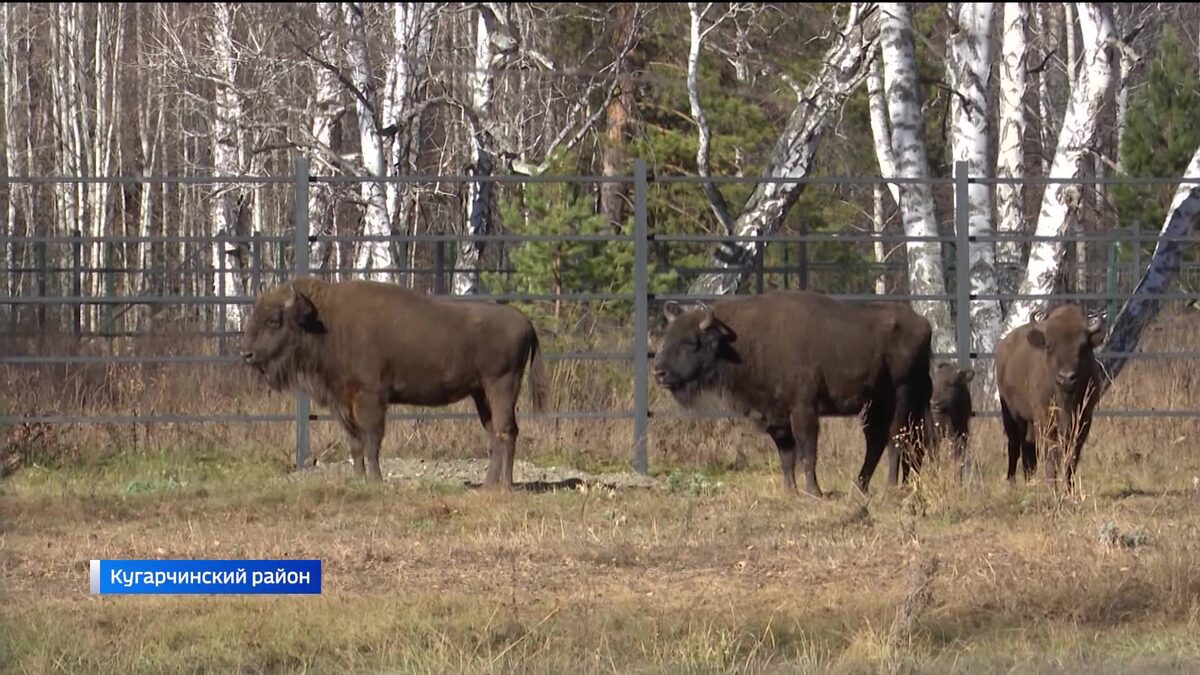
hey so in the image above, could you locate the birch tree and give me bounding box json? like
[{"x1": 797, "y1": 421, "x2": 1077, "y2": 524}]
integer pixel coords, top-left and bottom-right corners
[
  {"x1": 1100, "y1": 144, "x2": 1200, "y2": 388},
  {"x1": 1003, "y1": 3, "x2": 1115, "y2": 334},
  {"x1": 344, "y1": 1, "x2": 393, "y2": 282},
  {"x1": 879, "y1": 2, "x2": 954, "y2": 353},
  {"x1": 307, "y1": 2, "x2": 341, "y2": 276},
  {"x1": 947, "y1": 3, "x2": 998, "y2": 379},
  {"x1": 995, "y1": 2, "x2": 1027, "y2": 298},
  {"x1": 210, "y1": 3, "x2": 248, "y2": 330},
  {"x1": 452, "y1": 5, "x2": 500, "y2": 296},
  {"x1": 687, "y1": 3, "x2": 880, "y2": 296},
  {"x1": 866, "y1": 56, "x2": 897, "y2": 295}
]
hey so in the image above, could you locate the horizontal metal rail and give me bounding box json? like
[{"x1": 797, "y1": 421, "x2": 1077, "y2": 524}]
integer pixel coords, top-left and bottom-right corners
[
  {"x1": 5, "y1": 173, "x2": 1200, "y2": 187},
  {"x1": 1, "y1": 351, "x2": 634, "y2": 365},
  {"x1": 0, "y1": 410, "x2": 633, "y2": 425},
  {"x1": 8, "y1": 407, "x2": 1197, "y2": 426}
]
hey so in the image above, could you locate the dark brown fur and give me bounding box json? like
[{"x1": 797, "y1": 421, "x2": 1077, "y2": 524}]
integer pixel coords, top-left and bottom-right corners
[
  {"x1": 241, "y1": 278, "x2": 548, "y2": 488},
  {"x1": 995, "y1": 304, "x2": 1105, "y2": 488},
  {"x1": 928, "y1": 363, "x2": 973, "y2": 479},
  {"x1": 652, "y1": 291, "x2": 933, "y2": 497}
]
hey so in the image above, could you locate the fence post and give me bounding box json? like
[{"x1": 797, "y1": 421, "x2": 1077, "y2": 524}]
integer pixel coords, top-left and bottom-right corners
[
  {"x1": 217, "y1": 230, "x2": 227, "y2": 352},
  {"x1": 953, "y1": 160, "x2": 971, "y2": 370},
  {"x1": 1132, "y1": 220, "x2": 1142, "y2": 288},
  {"x1": 35, "y1": 236, "x2": 46, "y2": 334},
  {"x1": 251, "y1": 230, "x2": 262, "y2": 294},
  {"x1": 104, "y1": 241, "x2": 115, "y2": 337},
  {"x1": 632, "y1": 159, "x2": 649, "y2": 475},
  {"x1": 754, "y1": 240, "x2": 765, "y2": 294},
  {"x1": 293, "y1": 156, "x2": 312, "y2": 470},
  {"x1": 71, "y1": 229, "x2": 82, "y2": 338},
  {"x1": 434, "y1": 240, "x2": 446, "y2": 294}
]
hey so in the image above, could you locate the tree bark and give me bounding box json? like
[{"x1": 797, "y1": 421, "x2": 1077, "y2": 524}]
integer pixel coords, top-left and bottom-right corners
[
  {"x1": 344, "y1": 1, "x2": 393, "y2": 282},
  {"x1": 453, "y1": 9, "x2": 496, "y2": 296},
  {"x1": 308, "y1": 2, "x2": 341, "y2": 278},
  {"x1": 880, "y1": 2, "x2": 954, "y2": 354},
  {"x1": 600, "y1": 3, "x2": 636, "y2": 233},
  {"x1": 210, "y1": 3, "x2": 247, "y2": 330},
  {"x1": 996, "y1": 2, "x2": 1027, "y2": 300},
  {"x1": 948, "y1": 2, "x2": 999, "y2": 383},
  {"x1": 1003, "y1": 3, "x2": 1114, "y2": 334}
]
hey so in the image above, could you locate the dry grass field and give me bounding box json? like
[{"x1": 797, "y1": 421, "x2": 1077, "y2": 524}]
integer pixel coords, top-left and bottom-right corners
[{"x1": 3, "y1": 311, "x2": 1200, "y2": 674}]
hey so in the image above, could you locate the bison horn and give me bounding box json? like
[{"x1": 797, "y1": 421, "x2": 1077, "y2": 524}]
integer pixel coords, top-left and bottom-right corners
[
  {"x1": 697, "y1": 302, "x2": 716, "y2": 331},
  {"x1": 663, "y1": 301, "x2": 684, "y2": 322}
]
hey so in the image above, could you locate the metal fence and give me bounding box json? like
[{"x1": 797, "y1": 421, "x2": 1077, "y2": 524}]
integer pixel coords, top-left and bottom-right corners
[{"x1": 3, "y1": 159, "x2": 1200, "y2": 474}]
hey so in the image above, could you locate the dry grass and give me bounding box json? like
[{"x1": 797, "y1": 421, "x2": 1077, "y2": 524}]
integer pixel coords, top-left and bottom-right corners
[{"x1": 3, "y1": 310, "x2": 1200, "y2": 673}]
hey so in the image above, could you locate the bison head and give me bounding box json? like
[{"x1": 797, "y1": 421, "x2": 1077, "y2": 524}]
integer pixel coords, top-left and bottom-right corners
[
  {"x1": 931, "y1": 363, "x2": 973, "y2": 416},
  {"x1": 241, "y1": 282, "x2": 325, "y2": 390},
  {"x1": 652, "y1": 301, "x2": 736, "y2": 405},
  {"x1": 1026, "y1": 306, "x2": 1104, "y2": 395}
]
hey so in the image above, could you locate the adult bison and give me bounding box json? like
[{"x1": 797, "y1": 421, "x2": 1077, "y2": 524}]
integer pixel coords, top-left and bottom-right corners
[
  {"x1": 652, "y1": 291, "x2": 933, "y2": 497},
  {"x1": 241, "y1": 277, "x2": 548, "y2": 488},
  {"x1": 995, "y1": 304, "x2": 1105, "y2": 487},
  {"x1": 928, "y1": 363, "x2": 974, "y2": 479}
]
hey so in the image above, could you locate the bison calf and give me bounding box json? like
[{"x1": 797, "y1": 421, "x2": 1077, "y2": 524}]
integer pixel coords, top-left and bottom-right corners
[
  {"x1": 928, "y1": 364, "x2": 973, "y2": 479},
  {"x1": 242, "y1": 278, "x2": 548, "y2": 488},
  {"x1": 995, "y1": 304, "x2": 1105, "y2": 488},
  {"x1": 652, "y1": 291, "x2": 933, "y2": 497}
]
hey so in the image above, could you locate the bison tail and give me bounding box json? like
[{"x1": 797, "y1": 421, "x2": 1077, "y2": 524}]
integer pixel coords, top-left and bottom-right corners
[{"x1": 527, "y1": 330, "x2": 550, "y2": 413}]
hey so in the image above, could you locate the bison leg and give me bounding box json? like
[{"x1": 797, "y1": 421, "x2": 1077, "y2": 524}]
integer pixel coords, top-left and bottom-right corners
[
  {"x1": 479, "y1": 381, "x2": 519, "y2": 491},
  {"x1": 766, "y1": 425, "x2": 798, "y2": 494},
  {"x1": 789, "y1": 409, "x2": 822, "y2": 498},
  {"x1": 859, "y1": 401, "x2": 894, "y2": 494},
  {"x1": 356, "y1": 396, "x2": 387, "y2": 482},
  {"x1": 336, "y1": 404, "x2": 367, "y2": 478},
  {"x1": 1000, "y1": 399, "x2": 1024, "y2": 483}
]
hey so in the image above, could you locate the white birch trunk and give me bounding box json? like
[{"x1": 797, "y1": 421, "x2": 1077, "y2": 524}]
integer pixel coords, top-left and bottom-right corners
[
  {"x1": 948, "y1": 3, "x2": 999, "y2": 382},
  {"x1": 135, "y1": 3, "x2": 165, "y2": 309},
  {"x1": 879, "y1": 2, "x2": 954, "y2": 354},
  {"x1": 867, "y1": 56, "x2": 900, "y2": 205},
  {"x1": 2, "y1": 3, "x2": 18, "y2": 302},
  {"x1": 873, "y1": 183, "x2": 888, "y2": 295},
  {"x1": 867, "y1": 56, "x2": 896, "y2": 297},
  {"x1": 453, "y1": 10, "x2": 495, "y2": 296},
  {"x1": 308, "y1": 2, "x2": 341, "y2": 278},
  {"x1": 996, "y1": 2, "x2": 1027, "y2": 299},
  {"x1": 1114, "y1": 36, "x2": 1138, "y2": 173},
  {"x1": 687, "y1": 3, "x2": 879, "y2": 296},
  {"x1": 1100, "y1": 144, "x2": 1200, "y2": 388},
  {"x1": 1003, "y1": 3, "x2": 1114, "y2": 334},
  {"x1": 210, "y1": 3, "x2": 247, "y2": 330},
  {"x1": 1064, "y1": 3, "x2": 1077, "y2": 81},
  {"x1": 383, "y1": 3, "x2": 433, "y2": 287},
  {"x1": 345, "y1": 2, "x2": 393, "y2": 282}
]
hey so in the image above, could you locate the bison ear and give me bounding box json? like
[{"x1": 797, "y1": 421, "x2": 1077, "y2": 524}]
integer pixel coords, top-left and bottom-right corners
[
  {"x1": 959, "y1": 368, "x2": 975, "y2": 384},
  {"x1": 284, "y1": 284, "x2": 319, "y2": 329},
  {"x1": 1026, "y1": 327, "x2": 1047, "y2": 350},
  {"x1": 663, "y1": 301, "x2": 684, "y2": 323}
]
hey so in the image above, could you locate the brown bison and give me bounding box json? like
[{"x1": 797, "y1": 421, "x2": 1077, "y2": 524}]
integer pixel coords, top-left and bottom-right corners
[
  {"x1": 652, "y1": 291, "x2": 933, "y2": 497},
  {"x1": 995, "y1": 304, "x2": 1105, "y2": 487},
  {"x1": 928, "y1": 363, "x2": 974, "y2": 479},
  {"x1": 241, "y1": 278, "x2": 548, "y2": 488}
]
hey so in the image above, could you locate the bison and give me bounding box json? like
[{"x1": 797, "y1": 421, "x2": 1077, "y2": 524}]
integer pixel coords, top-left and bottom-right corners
[
  {"x1": 652, "y1": 291, "x2": 933, "y2": 497},
  {"x1": 928, "y1": 363, "x2": 974, "y2": 479},
  {"x1": 241, "y1": 277, "x2": 548, "y2": 488},
  {"x1": 995, "y1": 304, "x2": 1105, "y2": 487}
]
